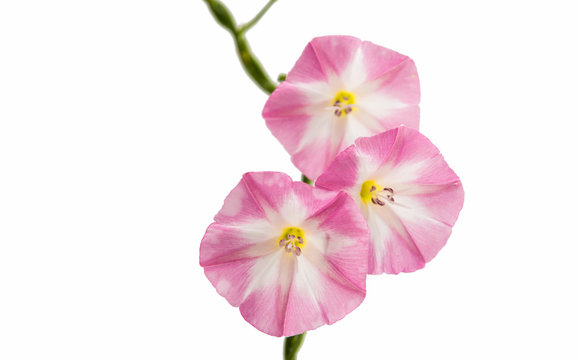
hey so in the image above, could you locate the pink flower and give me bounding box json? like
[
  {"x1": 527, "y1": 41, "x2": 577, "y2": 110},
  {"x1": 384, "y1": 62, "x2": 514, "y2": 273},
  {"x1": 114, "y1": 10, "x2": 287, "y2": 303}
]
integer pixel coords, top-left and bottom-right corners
[
  {"x1": 263, "y1": 35, "x2": 420, "y2": 180},
  {"x1": 200, "y1": 172, "x2": 369, "y2": 336},
  {"x1": 316, "y1": 127, "x2": 464, "y2": 275}
]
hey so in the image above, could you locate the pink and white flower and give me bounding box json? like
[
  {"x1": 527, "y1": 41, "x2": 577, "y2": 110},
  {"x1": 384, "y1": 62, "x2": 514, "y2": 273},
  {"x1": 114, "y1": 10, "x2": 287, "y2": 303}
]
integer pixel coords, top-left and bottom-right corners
[
  {"x1": 316, "y1": 127, "x2": 464, "y2": 275},
  {"x1": 263, "y1": 35, "x2": 420, "y2": 180},
  {"x1": 200, "y1": 172, "x2": 369, "y2": 336}
]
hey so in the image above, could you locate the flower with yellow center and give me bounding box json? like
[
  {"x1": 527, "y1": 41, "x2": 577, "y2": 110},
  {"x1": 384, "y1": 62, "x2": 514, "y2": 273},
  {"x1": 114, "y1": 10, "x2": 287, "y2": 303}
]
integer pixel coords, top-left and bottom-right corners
[
  {"x1": 317, "y1": 127, "x2": 464, "y2": 275},
  {"x1": 278, "y1": 227, "x2": 306, "y2": 256},
  {"x1": 263, "y1": 35, "x2": 421, "y2": 180},
  {"x1": 200, "y1": 172, "x2": 370, "y2": 336}
]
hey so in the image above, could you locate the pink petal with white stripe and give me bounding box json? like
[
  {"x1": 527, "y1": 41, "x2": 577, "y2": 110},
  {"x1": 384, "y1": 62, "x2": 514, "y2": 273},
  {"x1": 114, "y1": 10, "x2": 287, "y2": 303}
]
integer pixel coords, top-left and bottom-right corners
[
  {"x1": 200, "y1": 172, "x2": 369, "y2": 336},
  {"x1": 316, "y1": 127, "x2": 464, "y2": 274},
  {"x1": 289, "y1": 36, "x2": 362, "y2": 81},
  {"x1": 263, "y1": 35, "x2": 421, "y2": 180}
]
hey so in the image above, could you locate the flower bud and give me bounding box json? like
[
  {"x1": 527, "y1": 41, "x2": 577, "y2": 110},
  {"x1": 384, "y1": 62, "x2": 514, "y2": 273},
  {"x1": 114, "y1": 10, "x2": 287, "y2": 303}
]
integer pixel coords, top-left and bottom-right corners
[{"x1": 204, "y1": 0, "x2": 236, "y2": 34}]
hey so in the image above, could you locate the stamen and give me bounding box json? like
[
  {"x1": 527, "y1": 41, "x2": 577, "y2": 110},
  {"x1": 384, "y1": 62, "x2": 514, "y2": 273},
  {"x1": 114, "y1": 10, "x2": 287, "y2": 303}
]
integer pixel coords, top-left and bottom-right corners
[
  {"x1": 329, "y1": 91, "x2": 356, "y2": 117},
  {"x1": 360, "y1": 180, "x2": 396, "y2": 206},
  {"x1": 278, "y1": 227, "x2": 306, "y2": 256}
]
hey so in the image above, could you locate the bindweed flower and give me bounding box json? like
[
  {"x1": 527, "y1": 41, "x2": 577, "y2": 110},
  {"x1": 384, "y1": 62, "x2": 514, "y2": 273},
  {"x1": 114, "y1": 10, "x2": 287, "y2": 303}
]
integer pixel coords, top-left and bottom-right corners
[
  {"x1": 263, "y1": 35, "x2": 420, "y2": 180},
  {"x1": 200, "y1": 172, "x2": 370, "y2": 336},
  {"x1": 316, "y1": 127, "x2": 464, "y2": 275}
]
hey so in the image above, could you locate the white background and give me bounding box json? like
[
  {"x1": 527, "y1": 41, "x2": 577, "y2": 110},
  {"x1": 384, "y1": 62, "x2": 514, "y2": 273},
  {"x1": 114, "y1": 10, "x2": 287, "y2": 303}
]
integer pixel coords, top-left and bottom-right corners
[{"x1": 1, "y1": 0, "x2": 577, "y2": 359}]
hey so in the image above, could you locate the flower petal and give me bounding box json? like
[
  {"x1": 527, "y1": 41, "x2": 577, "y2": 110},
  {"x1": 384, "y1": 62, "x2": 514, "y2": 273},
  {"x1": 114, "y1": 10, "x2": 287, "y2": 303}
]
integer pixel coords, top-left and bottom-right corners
[
  {"x1": 304, "y1": 191, "x2": 369, "y2": 287},
  {"x1": 389, "y1": 196, "x2": 453, "y2": 262},
  {"x1": 238, "y1": 251, "x2": 293, "y2": 336},
  {"x1": 359, "y1": 41, "x2": 420, "y2": 104},
  {"x1": 237, "y1": 171, "x2": 294, "y2": 216},
  {"x1": 291, "y1": 36, "x2": 362, "y2": 81},
  {"x1": 369, "y1": 126, "x2": 461, "y2": 186},
  {"x1": 314, "y1": 145, "x2": 360, "y2": 191},
  {"x1": 290, "y1": 136, "x2": 340, "y2": 181},
  {"x1": 355, "y1": 93, "x2": 420, "y2": 131},
  {"x1": 282, "y1": 251, "x2": 365, "y2": 336},
  {"x1": 365, "y1": 204, "x2": 425, "y2": 274}
]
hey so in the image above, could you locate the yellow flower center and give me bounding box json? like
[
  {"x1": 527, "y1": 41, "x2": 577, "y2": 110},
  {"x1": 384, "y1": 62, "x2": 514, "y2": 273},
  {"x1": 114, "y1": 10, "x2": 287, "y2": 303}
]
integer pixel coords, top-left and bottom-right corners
[
  {"x1": 331, "y1": 90, "x2": 356, "y2": 117},
  {"x1": 360, "y1": 180, "x2": 395, "y2": 206},
  {"x1": 278, "y1": 227, "x2": 305, "y2": 256}
]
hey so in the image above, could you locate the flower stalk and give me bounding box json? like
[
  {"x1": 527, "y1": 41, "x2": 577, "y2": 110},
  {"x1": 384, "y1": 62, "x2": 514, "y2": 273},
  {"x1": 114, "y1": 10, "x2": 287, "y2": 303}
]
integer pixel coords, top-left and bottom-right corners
[
  {"x1": 284, "y1": 333, "x2": 306, "y2": 360},
  {"x1": 203, "y1": 0, "x2": 277, "y2": 94},
  {"x1": 238, "y1": 0, "x2": 278, "y2": 34}
]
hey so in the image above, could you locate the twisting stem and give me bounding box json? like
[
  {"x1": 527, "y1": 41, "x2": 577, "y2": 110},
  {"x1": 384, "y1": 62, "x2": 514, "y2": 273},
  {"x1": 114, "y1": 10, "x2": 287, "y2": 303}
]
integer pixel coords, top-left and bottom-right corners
[
  {"x1": 233, "y1": 33, "x2": 277, "y2": 94},
  {"x1": 284, "y1": 333, "x2": 306, "y2": 360},
  {"x1": 204, "y1": 0, "x2": 310, "y2": 185},
  {"x1": 203, "y1": 0, "x2": 278, "y2": 94},
  {"x1": 239, "y1": 0, "x2": 278, "y2": 34}
]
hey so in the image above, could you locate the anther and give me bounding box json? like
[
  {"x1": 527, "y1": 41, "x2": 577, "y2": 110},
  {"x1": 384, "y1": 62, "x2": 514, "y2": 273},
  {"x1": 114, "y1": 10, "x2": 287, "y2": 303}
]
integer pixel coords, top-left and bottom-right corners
[
  {"x1": 330, "y1": 91, "x2": 356, "y2": 117},
  {"x1": 371, "y1": 186, "x2": 395, "y2": 206},
  {"x1": 278, "y1": 227, "x2": 305, "y2": 256}
]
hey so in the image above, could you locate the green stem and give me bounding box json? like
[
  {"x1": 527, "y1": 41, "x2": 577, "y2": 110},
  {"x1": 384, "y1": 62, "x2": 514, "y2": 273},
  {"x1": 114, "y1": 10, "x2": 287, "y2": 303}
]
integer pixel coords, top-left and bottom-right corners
[
  {"x1": 284, "y1": 333, "x2": 306, "y2": 360},
  {"x1": 238, "y1": 0, "x2": 278, "y2": 34},
  {"x1": 203, "y1": 0, "x2": 278, "y2": 94},
  {"x1": 301, "y1": 174, "x2": 313, "y2": 185},
  {"x1": 233, "y1": 33, "x2": 277, "y2": 94},
  {"x1": 203, "y1": 0, "x2": 237, "y2": 34}
]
